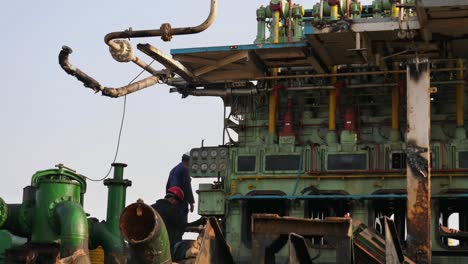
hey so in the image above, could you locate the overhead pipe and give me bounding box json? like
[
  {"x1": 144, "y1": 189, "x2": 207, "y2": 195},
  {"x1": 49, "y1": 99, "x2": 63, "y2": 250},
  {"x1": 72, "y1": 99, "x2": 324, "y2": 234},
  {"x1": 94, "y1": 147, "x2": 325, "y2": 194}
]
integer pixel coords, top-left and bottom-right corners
[
  {"x1": 104, "y1": 0, "x2": 217, "y2": 49},
  {"x1": 185, "y1": 87, "x2": 259, "y2": 97},
  {"x1": 255, "y1": 68, "x2": 468, "y2": 81},
  {"x1": 59, "y1": 46, "x2": 164, "y2": 98},
  {"x1": 61, "y1": 0, "x2": 216, "y2": 97},
  {"x1": 120, "y1": 200, "x2": 172, "y2": 264}
]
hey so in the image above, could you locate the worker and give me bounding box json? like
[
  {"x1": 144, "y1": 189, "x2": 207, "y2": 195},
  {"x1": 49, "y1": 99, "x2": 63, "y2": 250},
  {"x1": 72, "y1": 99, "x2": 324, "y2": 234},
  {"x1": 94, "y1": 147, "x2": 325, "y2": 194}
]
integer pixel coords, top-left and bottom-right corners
[
  {"x1": 166, "y1": 153, "x2": 195, "y2": 226},
  {"x1": 151, "y1": 186, "x2": 186, "y2": 253}
]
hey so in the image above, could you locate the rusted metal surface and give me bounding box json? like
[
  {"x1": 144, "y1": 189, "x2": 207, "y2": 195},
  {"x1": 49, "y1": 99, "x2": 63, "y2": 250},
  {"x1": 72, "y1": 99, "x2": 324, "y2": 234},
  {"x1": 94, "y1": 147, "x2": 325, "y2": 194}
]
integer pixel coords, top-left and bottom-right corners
[
  {"x1": 251, "y1": 214, "x2": 352, "y2": 263},
  {"x1": 252, "y1": 214, "x2": 352, "y2": 237},
  {"x1": 406, "y1": 58, "x2": 431, "y2": 263},
  {"x1": 384, "y1": 217, "x2": 404, "y2": 264},
  {"x1": 59, "y1": 46, "x2": 163, "y2": 98},
  {"x1": 4, "y1": 243, "x2": 61, "y2": 264},
  {"x1": 137, "y1": 43, "x2": 201, "y2": 84},
  {"x1": 59, "y1": 46, "x2": 103, "y2": 93},
  {"x1": 120, "y1": 201, "x2": 172, "y2": 264},
  {"x1": 352, "y1": 220, "x2": 415, "y2": 264},
  {"x1": 195, "y1": 217, "x2": 234, "y2": 264},
  {"x1": 287, "y1": 233, "x2": 315, "y2": 264}
]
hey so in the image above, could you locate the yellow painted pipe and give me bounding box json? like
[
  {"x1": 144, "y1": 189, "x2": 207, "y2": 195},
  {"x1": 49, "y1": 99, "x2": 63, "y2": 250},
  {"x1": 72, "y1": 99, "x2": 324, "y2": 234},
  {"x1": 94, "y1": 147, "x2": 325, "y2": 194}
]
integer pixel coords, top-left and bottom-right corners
[
  {"x1": 457, "y1": 59, "x2": 464, "y2": 127},
  {"x1": 329, "y1": 66, "x2": 337, "y2": 131},
  {"x1": 231, "y1": 179, "x2": 238, "y2": 194},
  {"x1": 89, "y1": 246, "x2": 105, "y2": 264},
  {"x1": 391, "y1": 4, "x2": 399, "y2": 18},
  {"x1": 330, "y1": 5, "x2": 339, "y2": 20},
  {"x1": 392, "y1": 62, "x2": 399, "y2": 130},
  {"x1": 268, "y1": 11, "x2": 280, "y2": 135},
  {"x1": 273, "y1": 11, "x2": 280, "y2": 43}
]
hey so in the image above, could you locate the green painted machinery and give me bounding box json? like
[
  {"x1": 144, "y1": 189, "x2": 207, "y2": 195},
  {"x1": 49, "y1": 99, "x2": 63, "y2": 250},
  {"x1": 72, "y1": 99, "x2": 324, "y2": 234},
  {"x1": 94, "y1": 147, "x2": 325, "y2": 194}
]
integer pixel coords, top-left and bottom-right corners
[
  {"x1": 0, "y1": 165, "x2": 91, "y2": 263},
  {"x1": 0, "y1": 163, "x2": 172, "y2": 264}
]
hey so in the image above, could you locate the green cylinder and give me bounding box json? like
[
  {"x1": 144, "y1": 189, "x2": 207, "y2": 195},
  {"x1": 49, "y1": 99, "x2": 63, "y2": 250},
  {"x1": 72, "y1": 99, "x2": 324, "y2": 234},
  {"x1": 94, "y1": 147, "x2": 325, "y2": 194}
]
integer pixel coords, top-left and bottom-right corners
[
  {"x1": 0, "y1": 197, "x2": 7, "y2": 228},
  {"x1": 104, "y1": 163, "x2": 131, "y2": 237},
  {"x1": 255, "y1": 7, "x2": 267, "y2": 44},
  {"x1": 120, "y1": 201, "x2": 171, "y2": 264},
  {"x1": 32, "y1": 179, "x2": 81, "y2": 243}
]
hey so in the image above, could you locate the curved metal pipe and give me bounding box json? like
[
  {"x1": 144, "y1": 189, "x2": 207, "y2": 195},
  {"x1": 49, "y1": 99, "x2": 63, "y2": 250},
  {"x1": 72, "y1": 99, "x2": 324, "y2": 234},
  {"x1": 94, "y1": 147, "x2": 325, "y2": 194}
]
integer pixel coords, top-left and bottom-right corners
[
  {"x1": 59, "y1": 46, "x2": 162, "y2": 98},
  {"x1": 120, "y1": 200, "x2": 171, "y2": 264},
  {"x1": 104, "y1": 0, "x2": 217, "y2": 48},
  {"x1": 54, "y1": 201, "x2": 91, "y2": 263},
  {"x1": 59, "y1": 46, "x2": 103, "y2": 93},
  {"x1": 88, "y1": 219, "x2": 126, "y2": 263}
]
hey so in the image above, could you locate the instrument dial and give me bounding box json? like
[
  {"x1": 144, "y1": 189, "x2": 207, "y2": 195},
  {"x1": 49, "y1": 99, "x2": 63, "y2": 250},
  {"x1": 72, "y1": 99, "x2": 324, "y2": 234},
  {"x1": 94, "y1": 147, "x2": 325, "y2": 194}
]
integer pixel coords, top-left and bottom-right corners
[
  {"x1": 200, "y1": 163, "x2": 208, "y2": 171},
  {"x1": 209, "y1": 163, "x2": 217, "y2": 171},
  {"x1": 220, "y1": 149, "x2": 227, "y2": 157}
]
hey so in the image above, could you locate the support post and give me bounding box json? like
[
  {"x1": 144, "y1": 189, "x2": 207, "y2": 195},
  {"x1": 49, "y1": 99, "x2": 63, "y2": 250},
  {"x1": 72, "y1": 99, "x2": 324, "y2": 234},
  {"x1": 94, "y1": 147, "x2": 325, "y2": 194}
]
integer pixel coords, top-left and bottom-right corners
[{"x1": 406, "y1": 58, "x2": 431, "y2": 263}]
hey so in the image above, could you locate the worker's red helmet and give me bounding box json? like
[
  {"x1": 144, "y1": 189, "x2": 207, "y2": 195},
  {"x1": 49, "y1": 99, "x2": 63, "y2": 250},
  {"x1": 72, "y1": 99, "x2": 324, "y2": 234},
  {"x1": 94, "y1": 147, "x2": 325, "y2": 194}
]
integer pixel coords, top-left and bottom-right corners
[{"x1": 167, "y1": 186, "x2": 184, "y2": 201}]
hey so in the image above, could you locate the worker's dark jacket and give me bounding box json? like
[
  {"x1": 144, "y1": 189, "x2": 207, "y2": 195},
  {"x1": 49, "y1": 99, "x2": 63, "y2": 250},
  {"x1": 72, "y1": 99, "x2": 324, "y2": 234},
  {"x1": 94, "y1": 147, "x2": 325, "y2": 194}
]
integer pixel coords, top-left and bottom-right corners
[
  {"x1": 166, "y1": 162, "x2": 195, "y2": 216},
  {"x1": 151, "y1": 199, "x2": 185, "y2": 251}
]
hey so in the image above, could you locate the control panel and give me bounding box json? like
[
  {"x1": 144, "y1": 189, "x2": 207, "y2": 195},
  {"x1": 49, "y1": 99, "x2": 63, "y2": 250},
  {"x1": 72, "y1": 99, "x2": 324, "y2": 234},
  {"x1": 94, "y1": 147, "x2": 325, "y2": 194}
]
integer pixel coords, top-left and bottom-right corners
[{"x1": 190, "y1": 147, "x2": 229, "y2": 178}]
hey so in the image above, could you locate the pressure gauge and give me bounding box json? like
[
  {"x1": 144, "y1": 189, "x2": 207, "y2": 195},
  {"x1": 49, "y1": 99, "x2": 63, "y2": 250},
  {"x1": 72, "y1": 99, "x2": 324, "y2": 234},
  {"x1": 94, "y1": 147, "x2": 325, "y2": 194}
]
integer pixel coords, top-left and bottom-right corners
[
  {"x1": 191, "y1": 164, "x2": 199, "y2": 171},
  {"x1": 201, "y1": 150, "x2": 208, "y2": 158},
  {"x1": 219, "y1": 163, "x2": 226, "y2": 170},
  {"x1": 210, "y1": 150, "x2": 217, "y2": 158},
  {"x1": 191, "y1": 150, "x2": 199, "y2": 159},
  {"x1": 200, "y1": 163, "x2": 208, "y2": 171},
  {"x1": 220, "y1": 149, "x2": 227, "y2": 157},
  {"x1": 209, "y1": 163, "x2": 217, "y2": 171}
]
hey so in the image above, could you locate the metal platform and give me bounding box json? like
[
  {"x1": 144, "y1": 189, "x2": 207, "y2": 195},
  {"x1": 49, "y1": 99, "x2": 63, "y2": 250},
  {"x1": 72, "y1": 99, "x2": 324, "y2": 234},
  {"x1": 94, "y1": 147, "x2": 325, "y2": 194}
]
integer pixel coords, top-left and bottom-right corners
[{"x1": 169, "y1": 0, "x2": 468, "y2": 85}]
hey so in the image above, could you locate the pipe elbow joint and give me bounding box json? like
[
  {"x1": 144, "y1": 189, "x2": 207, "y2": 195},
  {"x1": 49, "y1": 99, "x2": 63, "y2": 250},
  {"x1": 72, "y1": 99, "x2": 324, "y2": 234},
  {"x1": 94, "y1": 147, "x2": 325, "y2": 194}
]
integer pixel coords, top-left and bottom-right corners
[
  {"x1": 59, "y1": 46, "x2": 104, "y2": 93},
  {"x1": 88, "y1": 218, "x2": 126, "y2": 254},
  {"x1": 54, "y1": 201, "x2": 90, "y2": 259}
]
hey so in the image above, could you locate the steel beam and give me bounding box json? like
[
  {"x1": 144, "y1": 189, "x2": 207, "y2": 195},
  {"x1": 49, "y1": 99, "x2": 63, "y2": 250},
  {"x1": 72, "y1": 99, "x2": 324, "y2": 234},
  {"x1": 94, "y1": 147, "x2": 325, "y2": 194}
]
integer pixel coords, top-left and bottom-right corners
[
  {"x1": 137, "y1": 43, "x2": 201, "y2": 84},
  {"x1": 194, "y1": 51, "x2": 248, "y2": 76},
  {"x1": 406, "y1": 58, "x2": 431, "y2": 263}
]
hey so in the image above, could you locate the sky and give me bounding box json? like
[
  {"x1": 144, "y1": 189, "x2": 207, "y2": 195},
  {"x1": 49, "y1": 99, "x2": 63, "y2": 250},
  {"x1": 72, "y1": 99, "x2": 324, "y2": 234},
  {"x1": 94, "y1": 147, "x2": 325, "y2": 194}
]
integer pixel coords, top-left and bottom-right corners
[{"x1": 0, "y1": 0, "x2": 373, "y2": 224}]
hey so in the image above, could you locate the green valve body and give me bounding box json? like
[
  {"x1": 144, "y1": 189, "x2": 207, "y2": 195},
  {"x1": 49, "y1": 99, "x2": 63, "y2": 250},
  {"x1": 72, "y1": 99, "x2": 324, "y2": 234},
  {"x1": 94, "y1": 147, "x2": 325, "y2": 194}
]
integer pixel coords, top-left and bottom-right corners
[{"x1": 32, "y1": 177, "x2": 82, "y2": 243}]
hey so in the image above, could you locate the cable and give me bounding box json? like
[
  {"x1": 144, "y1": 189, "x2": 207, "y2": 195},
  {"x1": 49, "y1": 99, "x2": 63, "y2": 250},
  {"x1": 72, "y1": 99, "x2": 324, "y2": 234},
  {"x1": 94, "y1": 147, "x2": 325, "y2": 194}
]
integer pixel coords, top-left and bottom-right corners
[{"x1": 86, "y1": 60, "x2": 156, "y2": 182}]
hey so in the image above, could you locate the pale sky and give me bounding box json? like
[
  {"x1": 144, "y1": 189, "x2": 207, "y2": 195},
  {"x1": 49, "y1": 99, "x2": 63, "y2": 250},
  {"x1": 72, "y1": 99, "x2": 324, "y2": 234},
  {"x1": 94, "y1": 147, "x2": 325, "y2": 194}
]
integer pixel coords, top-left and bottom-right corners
[{"x1": 0, "y1": 0, "x2": 372, "y2": 223}]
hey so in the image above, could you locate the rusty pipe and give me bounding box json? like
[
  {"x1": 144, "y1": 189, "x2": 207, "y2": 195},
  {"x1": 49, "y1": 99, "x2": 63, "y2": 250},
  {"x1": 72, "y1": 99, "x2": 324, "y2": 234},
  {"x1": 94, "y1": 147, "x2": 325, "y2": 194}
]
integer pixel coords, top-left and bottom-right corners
[
  {"x1": 104, "y1": 0, "x2": 217, "y2": 49},
  {"x1": 59, "y1": 46, "x2": 162, "y2": 98},
  {"x1": 120, "y1": 200, "x2": 171, "y2": 264},
  {"x1": 59, "y1": 46, "x2": 103, "y2": 93}
]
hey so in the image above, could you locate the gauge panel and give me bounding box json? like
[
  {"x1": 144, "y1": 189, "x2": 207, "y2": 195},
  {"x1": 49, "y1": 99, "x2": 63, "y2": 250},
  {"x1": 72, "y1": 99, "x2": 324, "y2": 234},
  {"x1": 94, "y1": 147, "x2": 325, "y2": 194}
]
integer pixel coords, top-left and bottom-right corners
[{"x1": 189, "y1": 146, "x2": 229, "y2": 178}]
